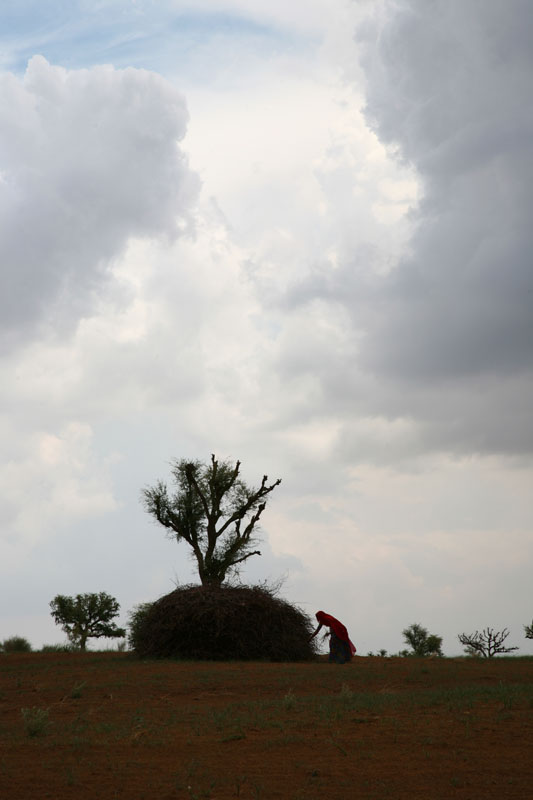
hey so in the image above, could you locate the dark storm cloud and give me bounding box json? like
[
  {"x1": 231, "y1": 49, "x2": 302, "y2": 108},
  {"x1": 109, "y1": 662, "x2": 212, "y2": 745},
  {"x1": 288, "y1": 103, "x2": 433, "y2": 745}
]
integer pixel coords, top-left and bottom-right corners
[
  {"x1": 358, "y1": 0, "x2": 533, "y2": 382},
  {"x1": 0, "y1": 56, "x2": 199, "y2": 352}
]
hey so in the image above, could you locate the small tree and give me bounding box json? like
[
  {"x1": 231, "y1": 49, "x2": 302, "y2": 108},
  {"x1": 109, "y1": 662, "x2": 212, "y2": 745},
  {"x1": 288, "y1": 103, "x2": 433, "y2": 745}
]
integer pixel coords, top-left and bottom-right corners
[
  {"x1": 142, "y1": 454, "x2": 281, "y2": 586},
  {"x1": 50, "y1": 592, "x2": 126, "y2": 651},
  {"x1": 458, "y1": 627, "x2": 518, "y2": 658},
  {"x1": 402, "y1": 623, "x2": 443, "y2": 657},
  {"x1": 524, "y1": 620, "x2": 533, "y2": 640}
]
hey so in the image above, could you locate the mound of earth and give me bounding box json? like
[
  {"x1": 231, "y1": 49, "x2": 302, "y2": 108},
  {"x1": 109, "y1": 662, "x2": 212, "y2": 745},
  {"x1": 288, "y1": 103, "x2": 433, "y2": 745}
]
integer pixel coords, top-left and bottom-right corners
[{"x1": 130, "y1": 583, "x2": 317, "y2": 661}]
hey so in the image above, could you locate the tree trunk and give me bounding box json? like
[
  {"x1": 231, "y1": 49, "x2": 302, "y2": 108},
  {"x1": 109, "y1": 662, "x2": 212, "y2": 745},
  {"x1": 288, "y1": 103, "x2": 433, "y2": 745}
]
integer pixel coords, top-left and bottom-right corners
[{"x1": 200, "y1": 573, "x2": 224, "y2": 587}]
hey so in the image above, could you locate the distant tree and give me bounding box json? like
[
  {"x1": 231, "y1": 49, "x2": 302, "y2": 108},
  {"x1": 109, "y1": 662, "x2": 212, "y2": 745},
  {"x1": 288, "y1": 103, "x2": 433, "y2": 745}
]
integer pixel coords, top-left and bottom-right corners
[
  {"x1": 142, "y1": 454, "x2": 281, "y2": 586},
  {"x1": 458, "y1": 627, "x2": 518, "y2": 658},
  {"x1": 402, "y1": 623, "x2": 443, "y2": 657},
  {"x1": 524, "y1": 620, "x2": 533, "y2": 640},
  {"x1": 50, "y1": 593, "x2": 126, "y2": 651},
  {"x1": 0, "y1": 635, "x2": 32, "y2": 653}
]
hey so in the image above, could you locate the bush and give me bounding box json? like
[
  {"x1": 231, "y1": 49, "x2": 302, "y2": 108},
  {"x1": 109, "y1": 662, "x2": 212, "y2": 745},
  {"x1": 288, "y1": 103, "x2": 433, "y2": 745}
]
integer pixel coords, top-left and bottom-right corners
[
  {"x1": 127, "y1": 603, "x2": 155, "y2": 651},
  {"x1": 130, "y1": 583, "x2": 317, "y2": 661},
  {"x1": 1, "y1": 636, "x2": 32, "y2": 653},
  {"x1": 40, "y1": 643, "x2": 76, "y2": 653}
]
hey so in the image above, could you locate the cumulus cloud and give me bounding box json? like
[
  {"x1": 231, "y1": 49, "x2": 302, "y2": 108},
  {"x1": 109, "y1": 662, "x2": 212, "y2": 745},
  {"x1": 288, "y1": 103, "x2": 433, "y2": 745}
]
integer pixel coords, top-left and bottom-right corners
[
  {"x1": 281, "y1": 0, "x2": 533, "y2": 459},
  {"x1": 0, "y1": 55, "x2": 198, "y2": 352},
  {"x1": 359, "y1": 0, "x2": 533, "y2": 380}
]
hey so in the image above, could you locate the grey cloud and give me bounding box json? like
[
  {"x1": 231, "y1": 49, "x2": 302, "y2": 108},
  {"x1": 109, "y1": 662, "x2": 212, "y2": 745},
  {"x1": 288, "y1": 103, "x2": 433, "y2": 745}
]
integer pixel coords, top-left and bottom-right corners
[
  {"x1": 0, "y1": 56, "x2": 199, "y2": 352},
  {"x1": 360, "y1": 1, "x2": 533, "y2": 177},
  {"x1": 277, "y1": 1, "x2": 533, "y2": 459},
  {"x1": 357, "y1": 0, "x2": 533, "y2": 383}
]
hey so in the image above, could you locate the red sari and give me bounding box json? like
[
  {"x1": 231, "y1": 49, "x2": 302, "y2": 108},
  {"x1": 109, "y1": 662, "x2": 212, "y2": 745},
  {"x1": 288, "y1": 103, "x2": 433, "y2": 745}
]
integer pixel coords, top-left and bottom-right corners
[{"x1": 316, "y1": 611, "x2": 356, "y2": 659}]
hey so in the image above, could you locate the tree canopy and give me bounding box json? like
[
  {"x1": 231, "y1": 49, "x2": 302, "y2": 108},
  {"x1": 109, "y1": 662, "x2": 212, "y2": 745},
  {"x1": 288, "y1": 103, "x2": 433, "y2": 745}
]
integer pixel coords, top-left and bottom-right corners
[
  {"x1": 402, "y1": 623, "x2": 443, "y2": 657},
  {"x1": 50, "y1": 592, "x2": 125, "y2": 651},
  {"x1": 142, "y1": 454, "x2": 281, "y2": 585}
]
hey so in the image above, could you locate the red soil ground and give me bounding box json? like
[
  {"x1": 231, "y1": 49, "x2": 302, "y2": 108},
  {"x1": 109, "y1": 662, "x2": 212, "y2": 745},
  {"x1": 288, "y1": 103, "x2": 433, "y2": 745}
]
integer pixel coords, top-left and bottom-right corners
[{"x1": 1, "y1": 653, "x2": 532, "y2": 799}]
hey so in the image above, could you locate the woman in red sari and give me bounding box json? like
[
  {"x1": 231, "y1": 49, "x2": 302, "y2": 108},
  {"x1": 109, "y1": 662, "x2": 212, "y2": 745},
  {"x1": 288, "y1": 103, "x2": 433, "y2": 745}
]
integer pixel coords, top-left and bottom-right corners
[{"x1": 309, "y1": 611, "x2": 356, "y2": 663}]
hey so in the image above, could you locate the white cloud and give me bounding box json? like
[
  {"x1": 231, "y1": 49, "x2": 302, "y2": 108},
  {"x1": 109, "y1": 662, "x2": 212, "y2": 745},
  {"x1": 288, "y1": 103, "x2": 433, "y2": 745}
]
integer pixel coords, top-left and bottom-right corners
[
  {"x1": 0, "y1": 55, "x2": 198, "y2": 351},
  {"x1": 0, "y1": 422, "x2": 118, "y2": 564}
]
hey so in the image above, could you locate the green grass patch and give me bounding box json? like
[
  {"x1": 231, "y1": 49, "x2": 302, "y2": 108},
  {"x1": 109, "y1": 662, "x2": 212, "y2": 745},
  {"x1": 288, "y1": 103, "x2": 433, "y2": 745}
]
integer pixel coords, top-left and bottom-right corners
[{"x1": 20, "y1": 706, "x2": 51, "y2": 737}]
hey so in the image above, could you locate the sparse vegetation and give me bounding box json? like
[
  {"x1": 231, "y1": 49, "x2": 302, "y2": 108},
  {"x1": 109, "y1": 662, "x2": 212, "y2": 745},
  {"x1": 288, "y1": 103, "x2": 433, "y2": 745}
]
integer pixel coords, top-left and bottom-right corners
[
  {"x1": 70, "y1": 681, "x2": 87, "y2": 699},
  {"x1": 40, "y1": 643, "x2": 75, "y2": 653},
  {"x1": 21, "y1": 706, "x2": 51, "y2": 737},
  {"x1": 2, "y1": 653, "x2": 533, "y2": 797},
  {"x1": 524, "y1": 620, "x2": 533, "y2": 640},
  {"x1": 458, "y1": 627, "x2": 519, "y2": 658}
]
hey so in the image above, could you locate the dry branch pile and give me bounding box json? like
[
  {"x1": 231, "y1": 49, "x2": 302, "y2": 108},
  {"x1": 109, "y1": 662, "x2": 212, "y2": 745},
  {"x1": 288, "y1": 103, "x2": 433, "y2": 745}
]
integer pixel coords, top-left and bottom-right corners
[{"x1": 130, "y1": 584, "x2": 317, "y2": 661}]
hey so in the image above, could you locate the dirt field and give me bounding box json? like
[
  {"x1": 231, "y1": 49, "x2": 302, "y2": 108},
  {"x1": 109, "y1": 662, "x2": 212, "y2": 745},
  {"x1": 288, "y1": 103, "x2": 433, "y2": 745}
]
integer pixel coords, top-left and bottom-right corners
[{"x1": 1, "y1": 652, "x2": 532, "y2": 799}]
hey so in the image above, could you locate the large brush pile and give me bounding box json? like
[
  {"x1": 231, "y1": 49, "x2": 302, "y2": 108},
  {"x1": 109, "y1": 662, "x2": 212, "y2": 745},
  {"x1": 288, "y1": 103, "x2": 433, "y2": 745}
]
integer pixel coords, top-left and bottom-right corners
[{"x1": 130, "y1": 583, "x2": 318, "y2": 661}]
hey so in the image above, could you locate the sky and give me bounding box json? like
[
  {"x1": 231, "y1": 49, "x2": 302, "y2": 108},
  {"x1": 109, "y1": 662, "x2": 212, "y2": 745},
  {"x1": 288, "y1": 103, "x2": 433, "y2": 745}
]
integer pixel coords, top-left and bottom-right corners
[{"x1": 1, "y1": 0, "x2": 532, "y2": 657}]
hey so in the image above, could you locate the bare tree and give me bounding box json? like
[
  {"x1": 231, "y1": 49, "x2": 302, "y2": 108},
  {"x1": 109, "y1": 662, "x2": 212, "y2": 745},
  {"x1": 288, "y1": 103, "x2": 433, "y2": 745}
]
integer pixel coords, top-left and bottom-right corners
[
  {"x1": 142, "y1": 455, "x2": 281, "y2": 585},
  {"x1": 458, "y1": 627, "x2": 518, "y2": 658},
  {"x1": 525, "y1": 620, "x2": 533, "y2": 640}
]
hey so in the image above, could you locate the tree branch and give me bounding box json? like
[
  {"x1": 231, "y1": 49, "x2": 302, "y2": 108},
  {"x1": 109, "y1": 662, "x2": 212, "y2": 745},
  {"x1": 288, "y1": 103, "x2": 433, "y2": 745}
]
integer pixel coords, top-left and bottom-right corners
[
  {"x1": 217, "y1": 477, "x2": 281, "y2": 537},
  {"x1": 185, "y1": 463, "x2": 211, "y2": 521},
  {"x1": 230, "y1": 549, "x2": 261, "y2": 567}
]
